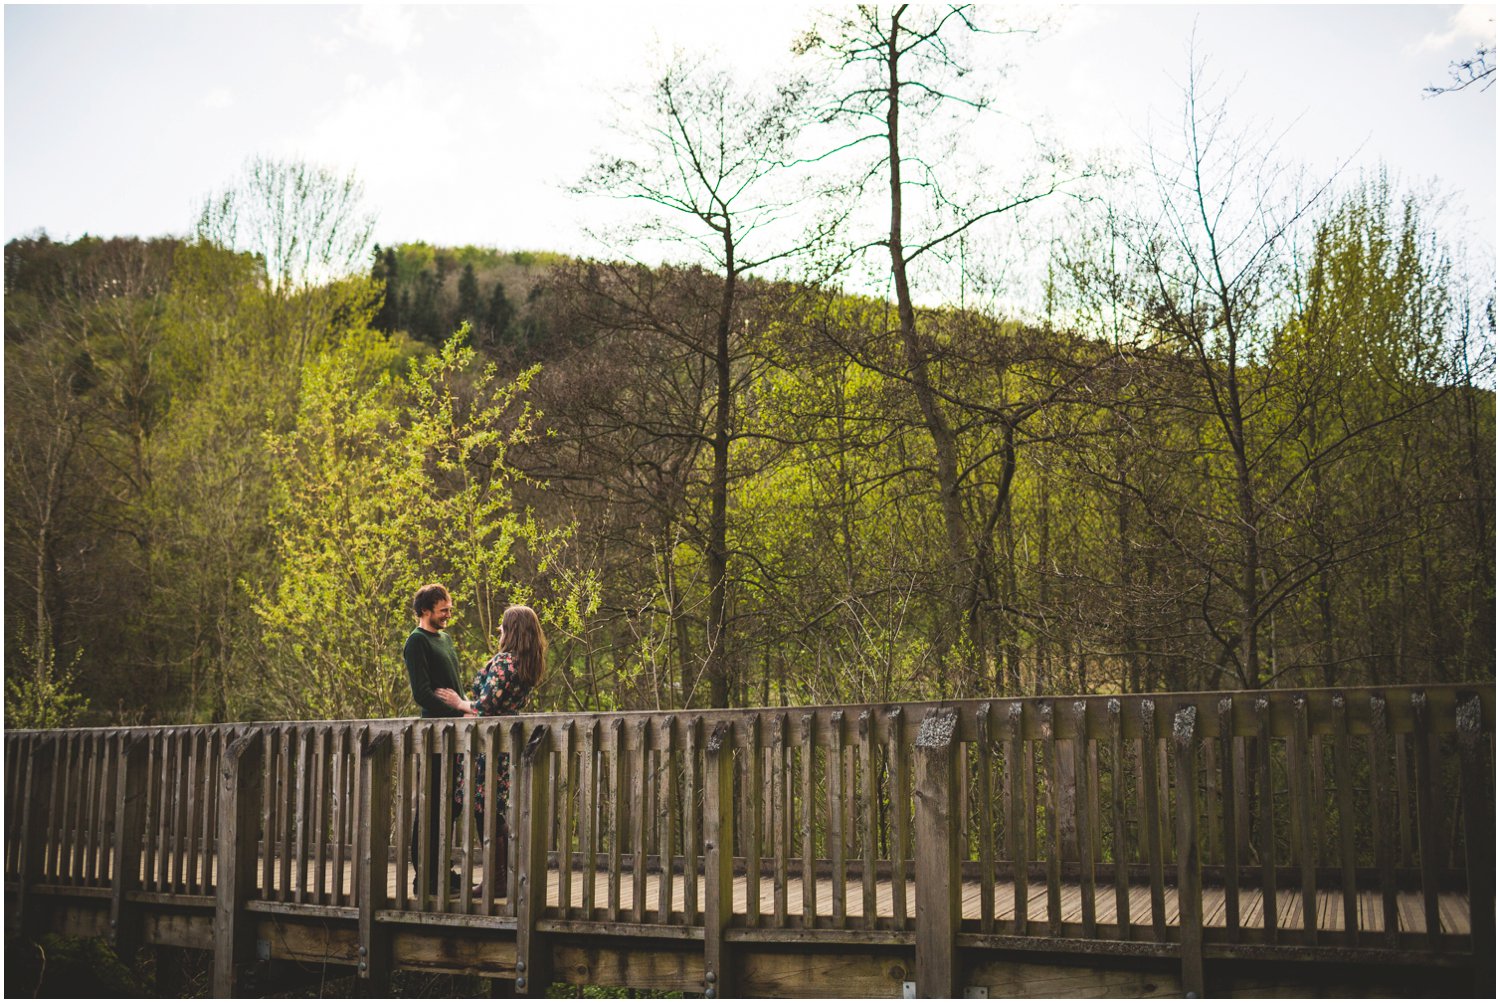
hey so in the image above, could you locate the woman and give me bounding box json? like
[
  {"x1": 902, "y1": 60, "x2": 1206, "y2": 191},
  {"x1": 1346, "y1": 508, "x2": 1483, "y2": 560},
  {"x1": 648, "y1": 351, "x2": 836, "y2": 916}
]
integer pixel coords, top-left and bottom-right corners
[{"x1": 434, "y1": 603, "x2": 547, "y2": 898}]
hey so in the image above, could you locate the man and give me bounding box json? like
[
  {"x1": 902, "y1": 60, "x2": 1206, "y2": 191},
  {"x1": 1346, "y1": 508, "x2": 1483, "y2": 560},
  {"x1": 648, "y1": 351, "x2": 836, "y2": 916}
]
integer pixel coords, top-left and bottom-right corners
[{"x1": 403, "y1": 583, "x2": 472, "y2": 898}]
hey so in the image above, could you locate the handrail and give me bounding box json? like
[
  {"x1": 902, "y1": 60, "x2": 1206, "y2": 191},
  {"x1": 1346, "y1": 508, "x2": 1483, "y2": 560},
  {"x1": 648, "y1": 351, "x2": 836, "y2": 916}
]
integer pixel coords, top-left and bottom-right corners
[{"x1": 4, "y1": 683, "x2": 1493, "y2": 997}]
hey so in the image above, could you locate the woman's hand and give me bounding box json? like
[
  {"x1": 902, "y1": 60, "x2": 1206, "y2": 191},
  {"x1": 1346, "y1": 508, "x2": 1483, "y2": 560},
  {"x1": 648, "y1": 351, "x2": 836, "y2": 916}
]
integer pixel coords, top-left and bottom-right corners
[{"x1": 434, "y1": 687, "x2": 473, "y2": 715}]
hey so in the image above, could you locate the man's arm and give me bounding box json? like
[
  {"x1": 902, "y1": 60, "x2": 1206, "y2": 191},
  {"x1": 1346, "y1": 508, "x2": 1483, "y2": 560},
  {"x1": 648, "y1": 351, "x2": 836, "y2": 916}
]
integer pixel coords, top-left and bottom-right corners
[{"x1": 404, "y1": 635, "x2": 460, "y2": 717}]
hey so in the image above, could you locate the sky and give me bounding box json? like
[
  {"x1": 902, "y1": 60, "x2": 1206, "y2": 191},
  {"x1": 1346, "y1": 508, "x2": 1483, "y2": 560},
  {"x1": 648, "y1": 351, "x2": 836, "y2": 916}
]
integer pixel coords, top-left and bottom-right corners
[{"x1": 4, "y1": 4, "x2": 1496, "y2": 278}]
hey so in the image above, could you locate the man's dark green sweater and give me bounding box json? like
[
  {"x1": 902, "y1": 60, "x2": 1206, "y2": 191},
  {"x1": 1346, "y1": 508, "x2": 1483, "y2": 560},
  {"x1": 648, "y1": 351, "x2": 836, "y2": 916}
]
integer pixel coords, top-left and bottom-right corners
[{"x1": 404, "y1": 627, "x2": 463, "y2": 718}]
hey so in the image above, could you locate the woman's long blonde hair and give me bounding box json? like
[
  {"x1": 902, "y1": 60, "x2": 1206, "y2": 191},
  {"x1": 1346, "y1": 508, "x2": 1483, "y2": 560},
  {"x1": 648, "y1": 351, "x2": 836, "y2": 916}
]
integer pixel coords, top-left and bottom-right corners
[{"x1": 500, "y1": 604, "x2": 548, "y2": 690}]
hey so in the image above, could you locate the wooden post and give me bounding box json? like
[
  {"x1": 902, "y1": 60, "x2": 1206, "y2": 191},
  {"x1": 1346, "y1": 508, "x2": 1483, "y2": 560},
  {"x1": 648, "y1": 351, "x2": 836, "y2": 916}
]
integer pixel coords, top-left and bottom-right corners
[
  {"x1": 1139, "y1": 699, "x2": 1167, "y2": 942},
  {"x1": 1173, "y1": 706, "x2": 1204, "y2": 997},
  {"x1": 213, "y1": 732, "x2": 263, "y2": 998},
  {"x1": 1456, "y1": 695, "x2": 1494, "y2": 997},
  {"x1": 914, "y1": 708, "x2": 960, "y2": 999},
  {"x1": 704, "y1": 721, "x2": 735, "y2": 998},
  {"x1": 357, "y1": 728, "x2": 393, "y2": 995},
  {"x1": 15, "y1": 737, "x2": 57, "y2": 937},
  {"x1": 515, "y1": 724, "x2": 553, "y2": 996},
  {"x1": 1411, "y1": 691, "x2": 1443, "y2": 949},
  {"x1": 110, "y1": 733, "x2": 150, "y2": 953}
]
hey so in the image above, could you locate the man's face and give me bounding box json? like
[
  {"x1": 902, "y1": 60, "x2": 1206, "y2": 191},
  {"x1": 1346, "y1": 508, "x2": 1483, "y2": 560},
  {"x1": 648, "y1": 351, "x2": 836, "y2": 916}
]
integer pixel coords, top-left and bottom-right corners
[{"x1": 427, "y1": 599, "x2": 453, "y2": 629}]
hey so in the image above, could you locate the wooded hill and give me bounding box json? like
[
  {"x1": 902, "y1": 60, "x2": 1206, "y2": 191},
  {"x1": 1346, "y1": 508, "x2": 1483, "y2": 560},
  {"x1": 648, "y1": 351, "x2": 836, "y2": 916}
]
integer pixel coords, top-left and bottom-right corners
[{"x1": 5, "y1": 205, "x2": 1493, "y2": 727}]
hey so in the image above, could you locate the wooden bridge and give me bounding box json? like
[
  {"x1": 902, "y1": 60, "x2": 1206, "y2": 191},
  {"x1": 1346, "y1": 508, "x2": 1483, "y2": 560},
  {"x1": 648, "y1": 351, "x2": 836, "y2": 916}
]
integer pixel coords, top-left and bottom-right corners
[{"x1": 5, "y1": 685, "x2": 1493, "y2": 997}]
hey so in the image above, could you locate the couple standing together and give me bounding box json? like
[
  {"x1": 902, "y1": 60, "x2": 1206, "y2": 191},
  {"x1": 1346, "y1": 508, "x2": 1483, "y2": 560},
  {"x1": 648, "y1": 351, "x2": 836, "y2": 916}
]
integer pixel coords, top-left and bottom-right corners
[{"x1": 402, "y1": 583, "x2": 546, "y2": 899}]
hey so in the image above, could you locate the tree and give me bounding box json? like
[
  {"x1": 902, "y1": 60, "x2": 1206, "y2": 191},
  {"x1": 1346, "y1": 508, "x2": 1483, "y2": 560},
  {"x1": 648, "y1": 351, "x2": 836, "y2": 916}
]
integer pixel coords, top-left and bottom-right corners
[{"x1": 1426, "y1": 44, "x2": 1495, "y2": 95}]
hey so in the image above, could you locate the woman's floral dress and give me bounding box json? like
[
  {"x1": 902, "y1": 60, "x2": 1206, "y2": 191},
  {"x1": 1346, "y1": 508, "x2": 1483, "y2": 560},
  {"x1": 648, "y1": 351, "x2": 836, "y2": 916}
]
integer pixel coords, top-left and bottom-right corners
[{"x1": 453, "y1": 650, "x2": 532, "y2": 824}]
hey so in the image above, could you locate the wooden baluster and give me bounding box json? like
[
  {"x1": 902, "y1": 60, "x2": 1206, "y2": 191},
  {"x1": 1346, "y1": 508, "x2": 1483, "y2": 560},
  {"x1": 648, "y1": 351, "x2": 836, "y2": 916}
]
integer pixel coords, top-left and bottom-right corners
[
  {"x1": 685, "y1": 717, "x2": 703, "y2": 927},
  {"x1": 392, "y1": 726, "x2": 410, "y2": 913},
  {"x1": 311, "y1": 728, "x2": 327, "y2": 904},
  {"x1": 515, "y1": 724, "x2": 554, "y2": 996},
  {"x1": 258, "y1": 729, "x2": 275, "y2": 900},
  {"x1": 294, "y1": 728, "x2": 311, "y2": 904},
  {"x1": 581, "y1": 720, "x2": 600, "y2": 920},
  {"x1": 1007, "y1": 702, "x2": 1028, "y2": 935},
  {"x1": 1254, "y1": 698, "x2": 1277, "y2": 944},
  {"x1": 608, "y1": 719, "x2": 626, "y2": 921},
  {"x1": 16, "y1": 739, "x2": 57, "y2": 937},
  {"x1": 632, "y1": 718, "x2": 649, "y2": 923},
  {"x1": 1140, "y1": 699, "x2": 1166, "y2": 942},
  {"x1": 507, "y1": 721, "x2": 524, "y2": 919},
  {"x1": 1456, "y1": 694, "x2": 1494, "y2": 997},
  {"x1": 480, "y1": 721, "x2": 500, "y2": 915},
  {"x1": 1411, "y1": 691, "x2": 1441, "y2": 948},
  {"x1": 1108, "y1": 698, "x2": 1131, "y2": 940},
  {"x1": 1218, "y1": 698, "x2": 1240, "y2": 942},
  {"x1": 1041, "y1": 701, "x2": 1062, "y2": 937},
  {"x1": 799, "y1": 713, "x2": 816, "y2": 927},
  {"x1": 1395, "y1": 725, "x2": 1413, "y2": 867},
  {"x1": 47, "y1": 732, "x2": 67, "y2": 886},
  {"x1": 438, "y1": 725, "x2": 455, "y2": 914},
  {"x1": 888, "y1": 706, "x2": 909, "y2": 928},
  {"x1": 1173, "y1": 706, "x2": 1204, "y2": 997},
  {"x1": 914, "y1": 709, "x2": 960, "y2": 999},
  {"x1": 1291, "y1": 696, "x2": 1317, "y2": 943},
  {"x1": 460, "y1": 720, "x2": 477, "y2": 916},
  {"x1": 357, "y1": 728, "x2": 393, "y2": 994},
  {"x1": 414, "y1": 724, "x2": 433, "y2": 908},
  {"x1": 859, "y1": 711, "x2": 878, "y2": 930},
  {"x1": 277, "y1": 727, "x2": 293, "y2": 902},
  {"x1": 657, "y1": 719, "x2": 676, "y2": 923},
  {"x1": 330, "y1": 727, "x2": 348, "y2": 908},
  {"x1": 773, "y1": 712, "x2": 790, "y2": 928},
  {"x1": 180, "y1": 731, "x2": 199, "y2": 894},
  {"x1": 828, "y1": 710, "x2": 846, "y2": 927},
  {"x1": 1330, "y1": 695, "x2": 1359, "y2": 945},
  {"x1": 556, "y1": 722, "x2": 576, "y2": 919},
  {"x1": 1073, "y1": 701, "x2": 1097, "y2": 939},
  {"x1": 704, "y1": 721, "x2": 736, "y2": 998},
  {"x1": 1367, "y1": 694, "x2": 1397, "y2": 946},
  {"x1": 213, "y1": 733, "x2": 263, "y2": 997},
  {"x1": 746, "y1": 716, "x2": 764, "y2": 928}
]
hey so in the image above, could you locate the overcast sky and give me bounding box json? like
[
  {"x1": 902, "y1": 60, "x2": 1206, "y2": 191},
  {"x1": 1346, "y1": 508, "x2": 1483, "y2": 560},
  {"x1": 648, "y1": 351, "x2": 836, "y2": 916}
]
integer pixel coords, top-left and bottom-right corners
[{"x1": 5, "y1": 4, "x2": 1495, "y2": 274}]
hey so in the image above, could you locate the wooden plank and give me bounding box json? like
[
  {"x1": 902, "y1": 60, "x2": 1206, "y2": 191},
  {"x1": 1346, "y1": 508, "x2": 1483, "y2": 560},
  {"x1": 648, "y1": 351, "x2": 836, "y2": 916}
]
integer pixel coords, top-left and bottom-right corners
[
  {"x1": 1108, "y1": 698, "x2": 1131, "y2": 941},
  {"x1": 887, "y1": 706, "x2": 909, "y2": 928},
  {"x1": 178, "y1": 731, "x2": 197, "y2": 894},
  {"x1": 358, "y1": 727, "x2": 393, "y2": 995},
  {"x1": 1139, "y1": 699, "x2": 1166, "y2": 941},
  {"x1": 976, "y1": 704, "x2": 996, "y2": 934},
  {"x1": 213, "y1": 733, "x2": 263, "y2": 997},
  {"x1": 609, "y1": 718, "x2": 626, "y2": 921},
  {"x1": 110, "y1": 733, "x2": 148, "y2": 949},
  {"x1": 773, "y1": 712, "x2": 790, "y2": 928},
  {"x1": 914, "y1": 708, "x2": 960, "y2": 999},
  {"x1": 1291, "y1": 697, "x2": 1318, "y2": 944},
  {"x1": 1218, "y1": 697, "x2": 1240, "y2": 942},
  {"x1": 1041, "y1": 702, "x2": 1062, "y2": 937},
  {"x1": 415, "y1": 724, "x2": 433, "y2": 908},
  {"x1": 1255, "y1": 698, "x2": 1278, "y2": 944},
  {"x1": 1330, "y1": 694, "x2": 1359, "y2": 946},
  {"x1": 685, "y1": 716, "x2": 703, "y2": 927},
  {"x1": 1173, "y1": 705, "x2": 1204, "y2": 996},
  {"x1": 18, "y1": 738, "x2": 57, "y2": 936},
  {"x1": 704, "y1": 720, "x2": 736, "y2": 994},
  {"x1": 1368, "y1": 694, "x2": 1398, "y2": 946},
  {"x1": 747, "y1": 715, "x2": 765, "y2": 928},
  {"x1": 515, "y1": 724, "x2": 554, "y2": 995},
  {"x1": 1456, "y1": 693, "x2": 1495, "y2": 997},
  {"x1": 1411, "y1": 691, "x2": 1441, "y2": 948},
  {"x1": 480, "y1": 721, "x2": 500, "y2": 915},
  {"x1": 83, "y1": 732, "x2": 102, "y2": 885},
  {"x1": 437, "y1": 724, "x2": 455, "y2": 914},
  {"x1": 1071, "y1": 701, "x2": 1097, "y2": 939},
  {"x1": 61, "y1": 732, "x2": 80, "y2": 884},
  {"x1": 277, "y1": 727, "x2": 293, "y2": 902},
  {"x1": 632, "y1": 718, "x2": 649, "y2": 923},
  {"x1": 1008, "y1": 702, "x2": 1029, "y2": 935},
  {"x1": 558, "y1": 721, "x2": 577, "y2": 920},
  {"x1": 310, "y1": 728, "x2": 327, "y2": 904},
  {"x1": 508, "y1": 720, "x2": 524, "y2": 919},
  {"x1": 828, "y1": 710, "x2": 846, "y2": 927},
  {"x1": 331, "y1": 727, "x2": 348, "y2": 908},
  {"x1": 1395, "y1": 727, "x2": 1413, "y2": 866},
  {"x1": 800, "y1": 713, "x2": 816, "y2": 927}
]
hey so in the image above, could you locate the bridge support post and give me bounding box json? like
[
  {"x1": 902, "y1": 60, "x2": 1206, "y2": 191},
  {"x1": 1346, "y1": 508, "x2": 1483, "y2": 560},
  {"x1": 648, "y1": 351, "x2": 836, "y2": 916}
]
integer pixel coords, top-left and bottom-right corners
[
  {"x1": 357, "y1": 727, "x2": 393, "y2": 995},
  {"x1": 110, "y1": 733, "x2": 150, "y2": 955},
  {"x1": 1173, "y1": 706, "x2": 1204, "y2": 997},
  {"x1": 214, "y1": 732, "x2": 263, "y2": 998},
  {"x1": 914, "y1": 708, "x2": 960, "y2": 999},
  {"x1": 515, "y1": 724, "x2": 554, "y2": 996},
  {"x1": 703, "y1": 721, "x2": 736, "y2": 997},
  {"x1": 1457, "y1": 694, "x2": 1495, "y2": 998}
]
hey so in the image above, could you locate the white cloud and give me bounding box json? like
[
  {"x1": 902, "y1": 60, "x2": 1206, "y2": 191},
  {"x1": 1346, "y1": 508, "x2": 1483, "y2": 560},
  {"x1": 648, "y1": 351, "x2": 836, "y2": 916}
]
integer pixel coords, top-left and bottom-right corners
[
  {"x1": 201, "y1": 87, "x2": 233, "y2": 110},
  {"x1": 1417, "y1": 4, "x2": 1496, "y2": 53},
  {"x1": 342, "y1": 6, "x2": 421, "y2": 54}
]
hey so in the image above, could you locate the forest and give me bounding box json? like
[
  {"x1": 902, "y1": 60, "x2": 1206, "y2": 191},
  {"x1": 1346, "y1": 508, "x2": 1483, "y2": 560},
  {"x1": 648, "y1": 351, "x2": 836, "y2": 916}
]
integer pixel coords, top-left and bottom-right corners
[{"x1": 5, "y1": 9, "x2": 1494, "y2": 728}]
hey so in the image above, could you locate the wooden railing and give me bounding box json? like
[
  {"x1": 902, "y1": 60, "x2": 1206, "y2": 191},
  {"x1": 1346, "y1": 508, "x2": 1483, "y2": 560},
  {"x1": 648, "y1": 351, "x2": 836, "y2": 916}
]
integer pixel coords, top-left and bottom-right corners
[{"x1": 4, "y1": 684, "x2": 1493, "y2": 997}]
